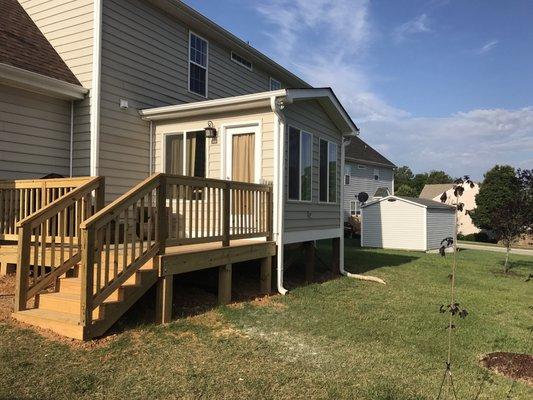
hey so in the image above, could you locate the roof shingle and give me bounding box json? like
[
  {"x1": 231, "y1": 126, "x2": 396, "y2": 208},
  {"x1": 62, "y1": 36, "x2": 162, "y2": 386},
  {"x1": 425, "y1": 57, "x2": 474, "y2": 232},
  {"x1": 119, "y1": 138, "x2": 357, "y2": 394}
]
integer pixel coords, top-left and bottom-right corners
[
  {"x1": 0, "y1": 0, "x2": 80, "y2": 85},
  {"x1": 345, "y1": 135, "x2": 396, "y2": 169}
]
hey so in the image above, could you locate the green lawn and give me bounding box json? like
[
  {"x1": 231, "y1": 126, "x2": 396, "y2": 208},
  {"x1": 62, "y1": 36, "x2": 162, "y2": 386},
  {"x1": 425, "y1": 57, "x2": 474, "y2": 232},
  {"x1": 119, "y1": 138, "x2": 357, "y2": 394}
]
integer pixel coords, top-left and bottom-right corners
[{"x1": 1, "y1": 241, "x2": 532, "y2": 399}]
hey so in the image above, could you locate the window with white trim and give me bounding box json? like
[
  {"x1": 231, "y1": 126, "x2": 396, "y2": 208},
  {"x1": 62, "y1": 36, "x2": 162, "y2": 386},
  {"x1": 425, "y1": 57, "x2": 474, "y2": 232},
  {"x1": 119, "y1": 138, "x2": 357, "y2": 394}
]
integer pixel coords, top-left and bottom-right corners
[
  {"x1": 165, "y1": 131, "x2": 206, "y2": 177},
  {"x1": 189, "y1": 32, "x2": 208, "y2": 97},
  {"x1": 231, "y1": 51, "x2": 252, "y2": 70},
  {"x1": 350, "y1": 200, "x2": 361, "y2": 216},
  {"x1": 319, "y1": 139, "x2": 338, "y2": 203},
  {"x1": 270, "y1": 77, "x2": 281, "y2": 91},
  {"x1": 288, "y1": 127, "x2": 312, "y2": 201},
  {"x1": 374, "y1": 168, "x2": 380, "y2": 181}
]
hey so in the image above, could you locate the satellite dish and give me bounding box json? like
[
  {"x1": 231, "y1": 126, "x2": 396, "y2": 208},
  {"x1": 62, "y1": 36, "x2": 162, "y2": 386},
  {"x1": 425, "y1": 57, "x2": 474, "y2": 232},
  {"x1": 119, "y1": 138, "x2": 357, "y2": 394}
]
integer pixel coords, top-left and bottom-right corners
[{"x1": 357, "y1": 192, "x2": 369, "y2": 204}]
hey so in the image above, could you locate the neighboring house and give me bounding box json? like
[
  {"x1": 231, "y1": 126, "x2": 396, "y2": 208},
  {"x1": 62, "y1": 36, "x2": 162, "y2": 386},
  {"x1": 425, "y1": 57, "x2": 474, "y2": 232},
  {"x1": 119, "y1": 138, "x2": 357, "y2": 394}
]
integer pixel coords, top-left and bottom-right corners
[
  {"x1": 420, "y1": 183, "x2": 480, "y2": 235},
  {"x1": 343, "y1": 135, "x2": 396, "y2": 220},
  {"x1": 361, "y1": 195, "x2": 455, "y2": 251},
  {"x1": 0, "y1": 0, "x2": 361, "y2": 339}
]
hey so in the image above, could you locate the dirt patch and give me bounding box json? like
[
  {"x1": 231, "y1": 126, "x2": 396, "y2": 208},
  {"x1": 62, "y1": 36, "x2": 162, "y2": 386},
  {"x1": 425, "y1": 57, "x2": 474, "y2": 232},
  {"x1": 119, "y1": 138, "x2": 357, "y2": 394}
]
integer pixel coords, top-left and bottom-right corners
[
  {"x1": 0, "y1": 274, "x2": 15, "y2": 322},
  {"x1": 481, "y1": 352, "x2": 533, "y2": 386},
  {"x1": 250, "y1": 295, "x2": 287, "y2": 310}
]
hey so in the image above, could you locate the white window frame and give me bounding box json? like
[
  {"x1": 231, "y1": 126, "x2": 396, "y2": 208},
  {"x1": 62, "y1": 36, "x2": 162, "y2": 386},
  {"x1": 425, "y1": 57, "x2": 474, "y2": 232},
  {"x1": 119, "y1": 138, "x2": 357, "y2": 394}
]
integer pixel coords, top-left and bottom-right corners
[
  {"x1": 288, "y1": 126, "x2": 312, "y2": 202},
  {"x1": 230, "y1": 51, "x2": 253, "y2": 71},
  {"x1": 188, "y1": 31, "x2": 209, "y2": 98},
  {"x1": 270, "y1": 77, "x2": 281, "y2": 91},
  {"x1": 161, "y1": 131, "x2": 208, "y2": 177},
  {"x1": 318, "y1": 139, "x2": 338, "y2": 204},
  {"x1": 350, "y1": 200, "x2": 361, "y2": 216},
  {"x1": 374, "y1": 168, "x2": 380, "y2": 181}
]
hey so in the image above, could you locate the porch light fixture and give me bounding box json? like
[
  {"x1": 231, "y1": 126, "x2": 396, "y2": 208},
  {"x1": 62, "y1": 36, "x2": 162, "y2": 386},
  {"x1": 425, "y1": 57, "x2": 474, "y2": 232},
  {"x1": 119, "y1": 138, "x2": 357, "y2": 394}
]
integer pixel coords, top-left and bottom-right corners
[{"x1": 204, "y1": 121, "x2": 217, "y2": 139}]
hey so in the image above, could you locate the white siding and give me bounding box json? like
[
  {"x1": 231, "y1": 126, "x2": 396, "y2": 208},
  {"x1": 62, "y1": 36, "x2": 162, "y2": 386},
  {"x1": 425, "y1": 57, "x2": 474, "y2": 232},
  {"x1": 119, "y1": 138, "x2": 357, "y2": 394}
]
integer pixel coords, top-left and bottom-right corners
[
  {"x1": 362, "y1": 199, "x2": 426, "y2": 251},
  {"x1": 344, "y1": 161, "x2": 394, "y2": 220},
  {"x1": 426, "y1": 209, "x2": 455, "y2": 250},
  {"x1": 283, "y1": 100, "x2": 342, "y2": 235},
  {"x1": 0, "y1": 84, "x2": 71, "y2": 179}
]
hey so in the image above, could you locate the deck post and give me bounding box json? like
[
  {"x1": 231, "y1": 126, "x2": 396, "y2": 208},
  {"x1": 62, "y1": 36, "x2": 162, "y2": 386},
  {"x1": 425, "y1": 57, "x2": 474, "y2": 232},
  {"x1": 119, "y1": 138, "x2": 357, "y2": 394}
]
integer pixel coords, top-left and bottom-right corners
[
  {"x1": 156, "y1": 275, "x2": 173, "y2": 324},
  {"x1": 218, "y1": 263, "x2": 232, "y2": 304},
  {"x1": 157, "y1": 175, "x2": 167, "y2": 255},
  {"x1": 14, "y1": 224, "x2": 31, "y2": 311},
  {"x1": 260, "y1": 256, "x2": 272, "y2": 294},
  {"x1": 80, "y1": 226, "x2": 95, "y2": 326},
  {"x1": 222, "y1": 182, "x2": 230, "y2": 247},
  {"x1": 304, "y1": 241, "x2": 315, "y2": 282},
  {"x1": 331, "y1": 237, "x2": 340, "y2": 274}
]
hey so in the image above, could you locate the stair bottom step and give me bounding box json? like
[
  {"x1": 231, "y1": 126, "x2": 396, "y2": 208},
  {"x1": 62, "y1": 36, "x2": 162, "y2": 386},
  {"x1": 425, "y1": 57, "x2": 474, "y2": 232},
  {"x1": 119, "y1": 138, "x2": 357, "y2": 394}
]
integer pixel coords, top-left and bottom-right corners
[{"x1": 12, "y1": 309, "x2": 86, "y2": 340}]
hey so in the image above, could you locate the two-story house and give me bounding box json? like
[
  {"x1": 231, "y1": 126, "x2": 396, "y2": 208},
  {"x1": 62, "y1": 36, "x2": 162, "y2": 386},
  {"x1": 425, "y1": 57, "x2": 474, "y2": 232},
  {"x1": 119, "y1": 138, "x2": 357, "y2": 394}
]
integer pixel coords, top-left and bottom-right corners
[
  {"x1": 343, "y1": 136, "x2": 396, "y2": 220},
  {"x1": 1, "y1": 0, "x2": 360, "y2": 339}
]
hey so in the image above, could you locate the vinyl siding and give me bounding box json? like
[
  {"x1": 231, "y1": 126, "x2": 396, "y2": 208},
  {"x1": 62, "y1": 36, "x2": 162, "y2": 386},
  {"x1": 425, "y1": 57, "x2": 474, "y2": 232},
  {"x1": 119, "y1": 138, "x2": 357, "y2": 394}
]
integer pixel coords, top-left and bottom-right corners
[
  {"x1": 426, "y1": 209, "x2": 455, "y2": 250},
  {"x1": 283, "y1": 100, "x2": 342, "y2": 235},
  {"x1": 19, "y1": 0, "x2": 93, "y2": 176},
  {"x1": 344, "y1": 161, "x2": 393, "y2": 220},
  {"x1": 362, "y1": 199, "x2": 426, "y2": 251},
  {"x1": 98, "y1": 0, "x2": 288, "y2": 200},
  {"x1": 0, "y1": 84, "x2": 70, "y2": 179},
  {"x1": 153, "y1": 108, "x2": 274, "y2": 183}
]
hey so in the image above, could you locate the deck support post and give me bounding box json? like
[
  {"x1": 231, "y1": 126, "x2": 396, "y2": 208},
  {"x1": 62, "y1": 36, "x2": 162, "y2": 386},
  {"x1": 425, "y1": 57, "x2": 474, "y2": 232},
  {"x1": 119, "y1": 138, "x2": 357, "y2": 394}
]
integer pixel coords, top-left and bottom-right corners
[
  {"x1": 218, "y1": 264, "x2": 232, "y2": 305},
  {"x1": 260, "y1": 256, "x2": 272, "y2": 294},
  {"x1": 332, "y1": 237, "x2": 340, "y2": 275},
  {"x1": 156, "y1": 275, "x2": 173, "y2": 324},
  {"x1": 304, "y1": 241, "x2": 315, "y2": 282}
]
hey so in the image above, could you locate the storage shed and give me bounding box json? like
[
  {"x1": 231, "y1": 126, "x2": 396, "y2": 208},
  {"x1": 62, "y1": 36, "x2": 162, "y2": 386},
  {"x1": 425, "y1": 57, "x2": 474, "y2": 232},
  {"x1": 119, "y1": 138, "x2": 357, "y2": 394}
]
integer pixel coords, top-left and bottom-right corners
[{"x1": 361, "y1": 196, "x2": 456, "y2": 251}]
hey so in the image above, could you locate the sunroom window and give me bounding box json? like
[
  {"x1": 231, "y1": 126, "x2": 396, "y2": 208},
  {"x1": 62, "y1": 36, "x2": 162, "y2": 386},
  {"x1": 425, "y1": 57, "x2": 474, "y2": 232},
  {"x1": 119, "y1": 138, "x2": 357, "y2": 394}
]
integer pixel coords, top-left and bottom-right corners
[
  {"x1": 189, "y1": 32, "x2": 208, "y2": 97},
  {"x1": 165, "y1": 131, "x2": 206, "y2": 177},
  {"x1": 319, "y1": 139, "x2": 338, "y2": 203},
  {"x1": 288, "y1": 127, "x2": 312, "y2": 201}
]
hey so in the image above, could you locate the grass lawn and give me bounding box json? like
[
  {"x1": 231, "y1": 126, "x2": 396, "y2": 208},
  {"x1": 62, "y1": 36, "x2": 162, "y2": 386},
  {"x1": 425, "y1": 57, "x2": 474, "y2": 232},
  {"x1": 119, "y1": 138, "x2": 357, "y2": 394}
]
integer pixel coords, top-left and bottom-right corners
[{"x1": 1, "y1": 240, "x2": 532, "y2": 399}]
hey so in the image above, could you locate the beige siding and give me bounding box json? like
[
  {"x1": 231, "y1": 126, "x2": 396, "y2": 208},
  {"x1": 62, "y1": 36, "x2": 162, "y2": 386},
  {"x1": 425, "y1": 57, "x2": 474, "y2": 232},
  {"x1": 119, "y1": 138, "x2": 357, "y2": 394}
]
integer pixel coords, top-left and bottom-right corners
[
  {"x1": 0, "y1": 84, "x2": 71, "y2": 179},
  {"x1": 98, "y1": 0, "x2": 288, "y2": 200},
  {"x1": 426, "y1": 209, "x2": 455, "y2": 250},
  {"x1": 19, "y1": 0, "x2": 93, "y2": 177},
  {"x1": 362, "y1": 200, "x2": 426, "y2": 251},
  {"x1": 283, "y1": 100, "x2": 342, "y2": 234},
  {"x1": 153, "y1": 108, "x2": 274, "y2": 182}
]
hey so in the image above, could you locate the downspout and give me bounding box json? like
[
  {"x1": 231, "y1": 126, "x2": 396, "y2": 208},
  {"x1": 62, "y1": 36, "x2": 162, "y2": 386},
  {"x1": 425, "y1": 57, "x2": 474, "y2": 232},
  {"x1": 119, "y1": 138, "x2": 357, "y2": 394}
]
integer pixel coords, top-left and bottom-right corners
[
  {"x1": 69, "y1": 100, "x2": 74, "y2": 177},
  {"x1": 149, "y1": 121, "x2": 154, "y2": 175},
  {"x1": 340, "y1": 135, "x2": 348, "y2": 276},
  {"x1": 90, "y1": 0, "x2": 103, "y2": 177},
  {"x1": 271, "y1": 95, "x2": 288, "y2": 295}
]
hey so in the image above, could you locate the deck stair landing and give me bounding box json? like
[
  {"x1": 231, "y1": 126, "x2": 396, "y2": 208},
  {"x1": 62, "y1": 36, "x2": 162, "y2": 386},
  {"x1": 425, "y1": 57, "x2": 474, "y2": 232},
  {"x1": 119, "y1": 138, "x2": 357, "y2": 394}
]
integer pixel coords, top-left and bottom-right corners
[{"x1": 7, "y1": 173, "x2": 274, "y2": 340}]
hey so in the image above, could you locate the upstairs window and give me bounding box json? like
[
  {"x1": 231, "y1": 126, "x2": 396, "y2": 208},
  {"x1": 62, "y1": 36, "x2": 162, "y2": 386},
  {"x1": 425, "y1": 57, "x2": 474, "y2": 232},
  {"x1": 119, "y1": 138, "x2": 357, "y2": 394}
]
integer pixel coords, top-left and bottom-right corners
[
  {"x1": 270, "y1": 77, "x2": 281, "y2": 91},
  {"x1": 189, "y1": 32, "x2": 208, "y2": 97},
  {"x1": 319, "y1": 139, "x2": 338, "y2": 203},
  {"x1": 231, "y1": 51, "x2": 253, "y2": 70},
  {"x1": 344, "y1": 165, "x2": 351, "y2": 185},
  {"x1": 288, "y1": 127, "x2": 312, "y2": 201},
  {"x1": 374, "y1": 168, "x2": 380, "y2": 181}
]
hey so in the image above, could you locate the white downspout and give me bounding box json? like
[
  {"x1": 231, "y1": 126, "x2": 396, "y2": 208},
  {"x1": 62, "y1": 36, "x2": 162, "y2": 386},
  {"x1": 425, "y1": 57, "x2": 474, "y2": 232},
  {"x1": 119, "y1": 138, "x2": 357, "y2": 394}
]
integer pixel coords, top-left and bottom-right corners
[
  {"x1": 69, "y1": 100, "x2": 74, "y2": 177},
  {"x1": 340, "y1": 136, "x2": 347, "y2": 275},
  {"x1": 271, "y1": 96, "x2": 288, "y2": 295},
  {"x1": 90, "y1": 0, "x2": 103, "y2": 177}
]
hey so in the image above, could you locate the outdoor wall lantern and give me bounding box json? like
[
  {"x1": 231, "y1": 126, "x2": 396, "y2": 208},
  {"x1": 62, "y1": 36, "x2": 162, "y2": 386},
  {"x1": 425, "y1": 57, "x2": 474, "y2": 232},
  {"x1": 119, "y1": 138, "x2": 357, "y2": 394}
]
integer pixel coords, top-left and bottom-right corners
[{"x1": 204, "y1": 121, "x2": 217, "y2": 140}]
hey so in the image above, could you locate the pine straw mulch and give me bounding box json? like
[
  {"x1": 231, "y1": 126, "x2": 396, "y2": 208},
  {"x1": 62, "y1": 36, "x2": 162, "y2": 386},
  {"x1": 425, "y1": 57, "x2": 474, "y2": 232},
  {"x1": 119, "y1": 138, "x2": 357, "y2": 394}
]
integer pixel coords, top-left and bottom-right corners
[{"x1": 481, "y1": 352, "x2": 533, "y2": 386}]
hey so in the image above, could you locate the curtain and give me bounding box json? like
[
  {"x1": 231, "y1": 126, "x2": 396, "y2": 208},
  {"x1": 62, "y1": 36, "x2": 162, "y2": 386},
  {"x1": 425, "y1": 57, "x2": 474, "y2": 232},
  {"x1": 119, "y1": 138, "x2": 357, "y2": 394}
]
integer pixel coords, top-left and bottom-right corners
[
  {"x1": 167, "y1": 135, "x2": 183, "y2": 175},
  {"x1": 186, "y1": 133, "x2": 197, "y2": 176},
  {"x1": 232, "y1": 133, "x2": 255, "y2": 183}
]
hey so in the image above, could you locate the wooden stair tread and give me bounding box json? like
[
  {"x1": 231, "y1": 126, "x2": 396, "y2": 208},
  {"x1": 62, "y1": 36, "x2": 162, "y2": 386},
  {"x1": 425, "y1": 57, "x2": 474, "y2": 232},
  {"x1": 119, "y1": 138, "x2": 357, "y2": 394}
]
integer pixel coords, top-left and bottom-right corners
[{"x1": 14, "y1": 308, "x2": 81, "y2": 324}]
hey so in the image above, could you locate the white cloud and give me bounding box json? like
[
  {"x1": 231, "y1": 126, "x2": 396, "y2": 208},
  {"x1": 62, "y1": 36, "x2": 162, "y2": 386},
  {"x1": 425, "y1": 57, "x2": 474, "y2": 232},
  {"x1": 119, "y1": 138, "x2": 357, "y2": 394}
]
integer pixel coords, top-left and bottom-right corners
[
  {"x1": 476, "y1": 40, "x2": 499, "y2": 55},
  {"x1": 393, "y1": 14, "x2": 432, "y2": 42}
]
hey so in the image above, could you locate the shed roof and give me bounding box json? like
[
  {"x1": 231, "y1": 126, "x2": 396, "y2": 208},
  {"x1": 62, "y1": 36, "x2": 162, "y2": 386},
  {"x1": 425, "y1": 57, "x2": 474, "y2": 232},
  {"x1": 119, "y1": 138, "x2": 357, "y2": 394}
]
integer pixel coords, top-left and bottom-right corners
[
  {"x1": 345, "y1": 135, "x2": 396, "y2": 169},
  {"x1": 419, "y1": 184, "x2": 454, "y2": 200},
  {"x1": 363, "y1": 195, "x2": 455, "y2": 210},
  {"x1": 0, "y1": 0, "x2": 80, "y2": 86}
]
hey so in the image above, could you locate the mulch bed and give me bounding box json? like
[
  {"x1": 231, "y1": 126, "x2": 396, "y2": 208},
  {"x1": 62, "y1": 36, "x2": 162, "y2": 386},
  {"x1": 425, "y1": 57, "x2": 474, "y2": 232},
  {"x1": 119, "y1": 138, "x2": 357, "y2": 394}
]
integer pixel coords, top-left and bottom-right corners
[{"x1": 481, "y1": 352, "x2": 533, "y2": 386}]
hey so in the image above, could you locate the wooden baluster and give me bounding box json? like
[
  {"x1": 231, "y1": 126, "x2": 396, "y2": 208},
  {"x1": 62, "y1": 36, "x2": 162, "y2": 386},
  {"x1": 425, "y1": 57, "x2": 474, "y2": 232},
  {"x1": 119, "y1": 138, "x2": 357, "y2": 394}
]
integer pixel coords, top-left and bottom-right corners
[
  {"x1": 113, "y1": 217, "x2": 119, "y2": 280},
  {"x1": 206, "y1": 186, "x2": 210, "y2": 238},
  {"x1": 195, "y1": 187, "x2": 200, "y2": 239},
  {"x1": 140, "y1": 197, "x2": 145, "y2": 254},
  {"x1": 131, "y1": 203, "x2": 137, "y2": 263},
  {"x1": 40, "y1": 221, "x2": 46, "y2": 282},
  {"x1": 175, "y1": 185, "x2": 180, "y2": 242},
  {"x1": 68, "y1": 204, "x2": 74, "y2": 259},
  {"x1": 147, "y1": 190, "x2": 153, "y2": 248},
  {"x1": 156, "y1": 175, "x2": 168, "y2": 254},
  {"x1": 50, "y1": 214, "x2": 56, "y2": 271},
  {"x1": 167, "y1": 185, "x2": 173, "y2": 241},
  {"x1": 188, "y1": 186, "x2": 193, "y2": 239},
  {"x1": 105, "y1": 223, "x2": 111, "y2": 286},
  {"x1": 95, "y1": 226, "x2": 102, "y2": 293},
  {"x1": 60, "y1": 208, "x2": 65, "y2": 267},
  {"x1": 80, "y1": 226, "x2": 95, "y2": 327},
  {"x1": 123, "y1": 208, "x2": 129, "y2": 273},
  {"x1": 223, "y1": 182, "x2": 230, "y2": 246}
]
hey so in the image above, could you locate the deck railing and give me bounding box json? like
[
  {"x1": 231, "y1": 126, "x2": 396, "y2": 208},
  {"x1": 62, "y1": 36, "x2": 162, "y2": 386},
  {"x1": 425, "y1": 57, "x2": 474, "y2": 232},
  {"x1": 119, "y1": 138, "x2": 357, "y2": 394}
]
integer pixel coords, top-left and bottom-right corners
[
  {"x1": 0, "y1": 177, "x2": 91, "y2": 241},
  {"x1": 14, "y1": 177, "x2": 105, "y2": 312},
  {"x1": 79, "y1": 173, "x2": 273, "y2": 326}
]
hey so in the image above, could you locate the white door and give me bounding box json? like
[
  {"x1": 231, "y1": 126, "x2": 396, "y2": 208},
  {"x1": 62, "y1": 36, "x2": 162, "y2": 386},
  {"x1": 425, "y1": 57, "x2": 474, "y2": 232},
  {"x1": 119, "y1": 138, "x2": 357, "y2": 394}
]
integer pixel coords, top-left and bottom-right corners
[{"x1": 224, "y1": 125, "x2": 260, "y2": 183}]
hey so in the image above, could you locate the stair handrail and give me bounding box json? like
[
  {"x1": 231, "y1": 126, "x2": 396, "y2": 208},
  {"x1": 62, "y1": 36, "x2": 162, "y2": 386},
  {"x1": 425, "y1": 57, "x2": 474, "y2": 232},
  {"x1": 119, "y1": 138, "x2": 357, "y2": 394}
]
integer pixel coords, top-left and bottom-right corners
[{"x1": 14, "y1": 177, "x2": 105, "y2": 312}]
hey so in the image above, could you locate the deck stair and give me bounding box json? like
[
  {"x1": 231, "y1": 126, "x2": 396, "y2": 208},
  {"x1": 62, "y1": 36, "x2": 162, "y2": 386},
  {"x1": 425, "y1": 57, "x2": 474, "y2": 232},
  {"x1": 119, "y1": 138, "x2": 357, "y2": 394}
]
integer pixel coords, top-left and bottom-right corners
[{"x1": 5, "y1": 173, "x2": 273, "y2": 340}]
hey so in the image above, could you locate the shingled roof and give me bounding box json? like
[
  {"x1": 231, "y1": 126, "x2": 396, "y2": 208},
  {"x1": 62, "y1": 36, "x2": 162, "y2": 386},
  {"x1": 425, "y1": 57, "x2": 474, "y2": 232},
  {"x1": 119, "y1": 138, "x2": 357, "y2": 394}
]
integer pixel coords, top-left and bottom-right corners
[
  {"x1": 0, "y1": 0, "x2": 80, "y2": 85},
  {"x1": 345, "y1": 135, "x2": 396, "y2": 169}
]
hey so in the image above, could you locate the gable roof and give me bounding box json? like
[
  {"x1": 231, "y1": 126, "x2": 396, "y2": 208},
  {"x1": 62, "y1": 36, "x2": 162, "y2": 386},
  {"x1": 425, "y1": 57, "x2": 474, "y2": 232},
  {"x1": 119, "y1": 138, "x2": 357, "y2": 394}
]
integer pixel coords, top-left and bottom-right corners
[
  {"x1": 0, "y1": 0, "x2": 80, "y2": 86},
  {"x1": 363, "y1": 195, "x2": 455, "y2": 210},
  {"x1": 140, "y1": 88, "x2": 359, "y2": 136},
  {"x1": 419, "y1": 184, "x2": 455, "y2": 200},
  {"x1": 345, "y1": 135, "x2": 396, "y2": 169}
]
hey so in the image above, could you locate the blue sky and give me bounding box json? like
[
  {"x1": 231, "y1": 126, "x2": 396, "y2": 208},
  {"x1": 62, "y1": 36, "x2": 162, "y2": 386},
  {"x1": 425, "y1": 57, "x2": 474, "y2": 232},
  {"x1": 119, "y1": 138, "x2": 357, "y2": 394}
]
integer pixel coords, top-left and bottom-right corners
[{"x1": 185, "y1": 0, "x2": 533, "y2": 180}]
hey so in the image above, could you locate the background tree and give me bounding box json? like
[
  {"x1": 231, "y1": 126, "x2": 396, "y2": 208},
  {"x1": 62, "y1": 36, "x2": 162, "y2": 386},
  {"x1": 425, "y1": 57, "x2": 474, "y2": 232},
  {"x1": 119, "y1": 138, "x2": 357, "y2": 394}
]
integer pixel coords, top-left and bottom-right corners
[
  {"x1": 427, "y1": 170, "x2": 454, "y2": 184},
  {"x1": 471, "y1": 166, "x2": 533, "y2": 273},
  {"x1": 394, "y1": 166, "x2": 414, "y2": 189},
  {"x1": 395, "y1": 184, "x2": 419, "y2": 197},
  {"x1": 412, "y1": 173, "x2": 429, "y2": 195}
]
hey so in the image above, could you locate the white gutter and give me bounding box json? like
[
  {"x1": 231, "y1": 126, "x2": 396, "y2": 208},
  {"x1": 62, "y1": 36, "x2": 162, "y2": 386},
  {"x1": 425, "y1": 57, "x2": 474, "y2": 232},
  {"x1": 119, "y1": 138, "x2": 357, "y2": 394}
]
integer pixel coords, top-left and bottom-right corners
[
  {"x1": 69, "y1": 101, "x2": 74, "y2": 177},
  {"x1": 0, "y1": 63, "x2": 87, "y2": 100},
  {"x1": 270, "y1": 95, "x2": 288, "y2": 295},
  {"x1": 90, "y1": 0, "x2": 103, "y2": 177}
]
